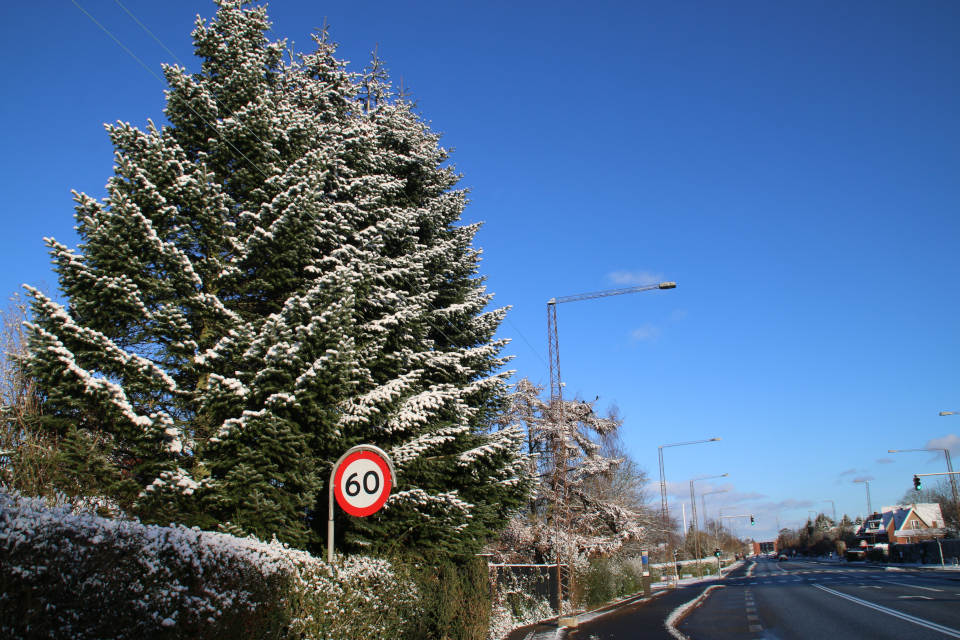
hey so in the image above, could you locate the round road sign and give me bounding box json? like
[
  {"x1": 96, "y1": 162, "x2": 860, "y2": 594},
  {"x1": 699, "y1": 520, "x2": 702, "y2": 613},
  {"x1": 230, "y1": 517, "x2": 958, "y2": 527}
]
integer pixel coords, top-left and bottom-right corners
[{"x1": 334, "y1": 449, "x2": 393, "y2": 517}]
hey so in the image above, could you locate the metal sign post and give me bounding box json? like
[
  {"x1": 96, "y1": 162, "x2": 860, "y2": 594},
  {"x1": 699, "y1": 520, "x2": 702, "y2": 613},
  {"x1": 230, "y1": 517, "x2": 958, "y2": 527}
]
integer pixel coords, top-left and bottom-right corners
[
  {"x1": 327, "y1": 445, "x2": 396, "y2": 563},
  {"x1": 641, "y1": 550, "x2": 651, "y2": 597}
]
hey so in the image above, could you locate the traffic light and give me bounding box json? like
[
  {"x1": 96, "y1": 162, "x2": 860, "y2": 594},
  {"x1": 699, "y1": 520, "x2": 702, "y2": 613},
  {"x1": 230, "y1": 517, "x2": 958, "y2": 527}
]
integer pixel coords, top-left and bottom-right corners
[
  {"x1": 750, "y1": 515, "x2": 755, "y2": 526},
  {"x1": 914, "y1": 475, "x2": 922, "y2": 492},
  {"x1": 714, "y1": 548, "x2": 721, "y2": 557}
]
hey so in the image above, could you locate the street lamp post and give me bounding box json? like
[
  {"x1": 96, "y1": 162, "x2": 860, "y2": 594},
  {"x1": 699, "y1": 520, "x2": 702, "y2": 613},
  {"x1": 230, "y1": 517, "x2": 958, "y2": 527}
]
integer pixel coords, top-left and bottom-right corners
[
  {"x1": 658, "y1": 438, "x2": 722, "y2": 584},
  {"x1": 853, "y1": 479, "x2": 872, "y2": 515},
  {"x1": 689, "y1": 474, "x2": 729, "y2": 577},
  {"x1": 547, "y1": 281, "x2": 675, "y2": 609},
  {"x1": 888, "y1": 447, "x2": 960, "y2": 529}
]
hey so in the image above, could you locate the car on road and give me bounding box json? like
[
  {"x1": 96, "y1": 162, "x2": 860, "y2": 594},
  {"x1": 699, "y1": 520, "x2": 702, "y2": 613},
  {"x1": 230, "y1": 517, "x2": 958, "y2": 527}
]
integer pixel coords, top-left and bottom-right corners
[{"x1": 778, "y1": 554, "x2": 788, "y2": 561}]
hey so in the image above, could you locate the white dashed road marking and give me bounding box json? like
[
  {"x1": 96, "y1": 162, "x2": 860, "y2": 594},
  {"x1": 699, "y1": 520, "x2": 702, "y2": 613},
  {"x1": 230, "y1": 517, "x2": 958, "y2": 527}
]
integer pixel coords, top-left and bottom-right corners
[{"x1": 881, "y1": 580, "x2": 943, "y2": 592}]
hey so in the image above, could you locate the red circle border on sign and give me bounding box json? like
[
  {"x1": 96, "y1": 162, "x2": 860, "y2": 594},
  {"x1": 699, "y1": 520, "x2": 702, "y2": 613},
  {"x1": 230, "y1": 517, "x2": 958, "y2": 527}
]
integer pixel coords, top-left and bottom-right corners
[{"x1": 333, "y1": 450, "x2": 392, "y2": 517}]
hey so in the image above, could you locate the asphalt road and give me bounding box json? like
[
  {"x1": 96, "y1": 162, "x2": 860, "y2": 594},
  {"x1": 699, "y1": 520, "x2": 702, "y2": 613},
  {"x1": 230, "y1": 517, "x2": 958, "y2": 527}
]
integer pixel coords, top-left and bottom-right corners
[
  {"x1": 564, "y1": 569, "x2": 738, "y2": 640},
  {"x1": 678, "y1": 557, "x2": 960, "y2": 640}
]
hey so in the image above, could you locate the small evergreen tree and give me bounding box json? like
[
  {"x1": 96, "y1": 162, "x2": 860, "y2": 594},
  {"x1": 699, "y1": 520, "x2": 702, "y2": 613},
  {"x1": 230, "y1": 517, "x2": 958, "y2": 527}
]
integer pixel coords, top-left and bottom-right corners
[
  {"x1": 26, "y1": 0, "x2": 528, "y2": 555},
  {"x1": 814, "y1": 513, "x2": 834, "y2": 532}
]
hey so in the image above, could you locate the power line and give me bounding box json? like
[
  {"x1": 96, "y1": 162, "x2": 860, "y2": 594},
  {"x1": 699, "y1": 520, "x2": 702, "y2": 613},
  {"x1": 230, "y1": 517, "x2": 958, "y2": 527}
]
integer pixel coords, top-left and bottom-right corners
[
  {"x1": 71, "y1": 0, "x2": 274, "y2": 184},
  {"x1": 73, "y1": 0, "x2": 546, "y2": 378},
  {"x1": 112, "y1": 0, "x2": 280, "y2": 157}
]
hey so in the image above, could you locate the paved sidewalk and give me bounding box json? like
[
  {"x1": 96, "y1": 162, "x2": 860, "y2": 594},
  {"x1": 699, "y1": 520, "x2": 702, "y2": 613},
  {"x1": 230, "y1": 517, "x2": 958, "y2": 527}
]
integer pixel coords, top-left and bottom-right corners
[{"x1": 503, "y1": 561, "x2": 748, "y2": 640}]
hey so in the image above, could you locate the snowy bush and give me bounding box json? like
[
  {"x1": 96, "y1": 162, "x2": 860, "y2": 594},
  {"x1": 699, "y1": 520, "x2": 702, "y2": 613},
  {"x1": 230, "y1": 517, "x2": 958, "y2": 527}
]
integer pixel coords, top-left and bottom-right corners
[
  {"x1": 0, "y1": 489, "x2": 415, "y2": 639},
  {"x1": 576, "y1": 556, "x2": 652, "y2": 610},
  {"x1": 406, "y1": 559, "x2": 491, "y2": 640}
]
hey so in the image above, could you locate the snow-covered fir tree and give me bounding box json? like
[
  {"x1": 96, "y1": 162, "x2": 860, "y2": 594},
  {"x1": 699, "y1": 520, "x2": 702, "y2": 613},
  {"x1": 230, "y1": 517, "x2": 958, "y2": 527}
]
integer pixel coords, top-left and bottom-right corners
[{"x1": 26, "y1": 1, "x2": 529, "y2": 555}]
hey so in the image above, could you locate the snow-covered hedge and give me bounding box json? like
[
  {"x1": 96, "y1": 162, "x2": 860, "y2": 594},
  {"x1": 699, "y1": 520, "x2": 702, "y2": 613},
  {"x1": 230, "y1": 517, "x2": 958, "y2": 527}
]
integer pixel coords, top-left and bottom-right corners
[
  {"x1": 0, "y1": 489, "x2": 416, "y2": 639},
  {"x1": 487, "y1": 571, "x2": 553, "y2": 640}
]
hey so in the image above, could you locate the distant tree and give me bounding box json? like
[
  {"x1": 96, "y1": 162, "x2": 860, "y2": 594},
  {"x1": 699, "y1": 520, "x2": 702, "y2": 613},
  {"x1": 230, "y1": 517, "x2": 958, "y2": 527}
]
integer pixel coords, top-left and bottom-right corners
[
  {"x1": 814, "y1": 513, "x2": 834, "y2": 532},
  {"x1": 0, "y1": 290, "x2": 59, "y2": 500},
  {"x1": 776, "y1": 527, "x2": 799, "y2": 552},
  {"x1": 897, "y1": 478, "x2": 958, "y2": 534},
  {"x1": 898, "y1": 483, "x2": 944, "y2": 506},
  {"x1": 683, "y1": 521, "x2": 711, "y2": 559}
]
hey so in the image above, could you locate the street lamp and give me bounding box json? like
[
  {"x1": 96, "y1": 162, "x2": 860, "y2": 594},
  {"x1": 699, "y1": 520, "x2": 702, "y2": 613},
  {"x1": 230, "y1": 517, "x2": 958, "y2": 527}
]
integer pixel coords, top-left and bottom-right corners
[
  {"x1": 853, "y1": 479, "x2": 872, "y2": 515},
  {"x1": 888, "y1": 447, "x2": 960, "y2": 527},
  {"x1": 547, "y1": 281, "x2": 675, "y2": 607},
  {"x1": 940, "y1": 412, "x2": 959, "y2": 416},
  {"x1": 658, "y1": 437, "x2": 721, "y2": 583},
  {"x1": 689, "y1": 474, "x2": 729, "y2": 576}
]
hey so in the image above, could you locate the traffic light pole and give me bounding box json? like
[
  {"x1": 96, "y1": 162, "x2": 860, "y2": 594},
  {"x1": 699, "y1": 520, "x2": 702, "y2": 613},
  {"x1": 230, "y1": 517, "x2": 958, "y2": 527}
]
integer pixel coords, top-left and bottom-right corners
[
  {"x1": 716, "y1": 514, "x2": 755, "y2": 578},
  {"x1": 913, "y1": 471, "x2": 960, "y2": 530},
  {"x1": 914, "y1": 471, "x2": 960, "y2": 488}
]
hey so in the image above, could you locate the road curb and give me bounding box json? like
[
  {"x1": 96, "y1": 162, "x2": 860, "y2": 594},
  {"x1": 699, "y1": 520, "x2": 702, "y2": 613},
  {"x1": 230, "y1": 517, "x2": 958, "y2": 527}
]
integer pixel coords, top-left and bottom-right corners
[
  {"x1": 503, "y1": 586, "x2": 670, "y2": 640},
  {"x1": 503, "y1": 560, "x2": 747, "y2": 640},
  {"x1": 664, "y1": 584, "x2": 726, "y2": 640}
]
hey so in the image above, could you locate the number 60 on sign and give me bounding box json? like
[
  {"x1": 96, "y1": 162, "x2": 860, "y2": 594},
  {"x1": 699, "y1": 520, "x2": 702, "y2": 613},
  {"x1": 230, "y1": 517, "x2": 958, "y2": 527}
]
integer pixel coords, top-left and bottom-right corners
[{"x1": 334, "y1": 449, "x2": 393, "y2": 517}]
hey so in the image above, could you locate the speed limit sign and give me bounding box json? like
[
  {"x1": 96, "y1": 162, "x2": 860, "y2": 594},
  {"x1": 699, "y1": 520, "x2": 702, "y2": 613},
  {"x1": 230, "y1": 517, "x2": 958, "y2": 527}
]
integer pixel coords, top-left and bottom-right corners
[
  {"x1": 327, "y1": 445, "x2": 396, "y2": 562},
  {"x1": 334, "y1": 449, "x2": 393, "y2": 516}
]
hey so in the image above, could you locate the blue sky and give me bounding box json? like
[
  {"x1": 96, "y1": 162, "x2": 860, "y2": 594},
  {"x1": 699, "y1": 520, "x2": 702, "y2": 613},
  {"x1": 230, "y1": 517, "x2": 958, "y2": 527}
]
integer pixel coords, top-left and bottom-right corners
[{"x1": 2, "y1": 0, "x2": 958, "y2": 541}]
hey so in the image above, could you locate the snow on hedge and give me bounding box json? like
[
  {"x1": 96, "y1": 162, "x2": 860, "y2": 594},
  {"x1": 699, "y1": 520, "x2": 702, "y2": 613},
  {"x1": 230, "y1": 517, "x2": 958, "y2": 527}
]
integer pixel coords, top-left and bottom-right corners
[{"x1": 0, "y1": 489, "x2": 416, "y2": 639}]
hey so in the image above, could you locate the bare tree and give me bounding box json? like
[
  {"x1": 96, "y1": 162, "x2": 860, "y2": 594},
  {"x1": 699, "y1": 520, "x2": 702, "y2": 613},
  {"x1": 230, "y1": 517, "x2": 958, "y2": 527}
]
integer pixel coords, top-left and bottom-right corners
[
  {"x1": 897, "y1": 478, "x2": 959, "y2": 534},
  {"x1": 488, "y1": 378, "x2": 653, "y2": 561},
  {"x1": 0, "y1": 289, "x2": 57, "y2": 498}
]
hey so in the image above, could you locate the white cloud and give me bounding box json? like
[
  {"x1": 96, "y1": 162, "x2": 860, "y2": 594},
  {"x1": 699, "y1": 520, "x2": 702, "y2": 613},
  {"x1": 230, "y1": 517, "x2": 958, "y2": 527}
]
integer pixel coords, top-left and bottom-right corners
[
  {"x1": 607, "y1": 270, "x2": 665, "y2": 286},
  {"x1": 665, "y1": 481, "x2": 690, "y2": 498},
  {"x1": 925, "y1": 434, "x2": 960, "y2": 456},
  {"x1": 837, "y1": 468, "x2": 872, "y2": 484},
  {"x1": 630, "y1": 323, "x2": 661, "y2": 342}
]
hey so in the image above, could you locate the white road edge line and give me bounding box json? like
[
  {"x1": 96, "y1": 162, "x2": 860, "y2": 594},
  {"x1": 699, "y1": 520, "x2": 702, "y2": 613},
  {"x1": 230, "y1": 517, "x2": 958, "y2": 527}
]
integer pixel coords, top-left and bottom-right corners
[
  {"x1": 812, "y1": 584, "x2": 960, "y2": 638},
  {"x1": 665, "y1": 585, "x2": 726, "y2": 640},
  {"x1": 881, "y1": 580, "x2": 944, "y2": 592}
]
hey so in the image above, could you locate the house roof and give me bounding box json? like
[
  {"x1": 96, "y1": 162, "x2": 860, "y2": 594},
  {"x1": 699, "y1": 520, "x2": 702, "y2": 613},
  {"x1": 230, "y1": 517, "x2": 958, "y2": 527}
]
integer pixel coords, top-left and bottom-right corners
[
  {"x1": 855, "y1": 503, "x2": 945, "y2": 536},
  {"x1": 880, "y1": 503, "x2": 944, "y2": 533}
]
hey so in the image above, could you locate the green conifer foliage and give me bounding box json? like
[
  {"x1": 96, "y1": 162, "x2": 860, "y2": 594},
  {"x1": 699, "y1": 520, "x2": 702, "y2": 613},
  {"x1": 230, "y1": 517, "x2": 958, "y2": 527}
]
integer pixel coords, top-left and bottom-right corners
[{"x1": 26, "y1": 1, "x2": 529, "y2": 555}]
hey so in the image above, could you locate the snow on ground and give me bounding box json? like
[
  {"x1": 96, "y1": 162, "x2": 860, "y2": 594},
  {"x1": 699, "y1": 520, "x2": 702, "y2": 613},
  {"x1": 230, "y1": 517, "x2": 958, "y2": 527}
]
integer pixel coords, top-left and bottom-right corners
[{"x1": 664, "y1": 584, "x2": 726, "y2": 640}]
